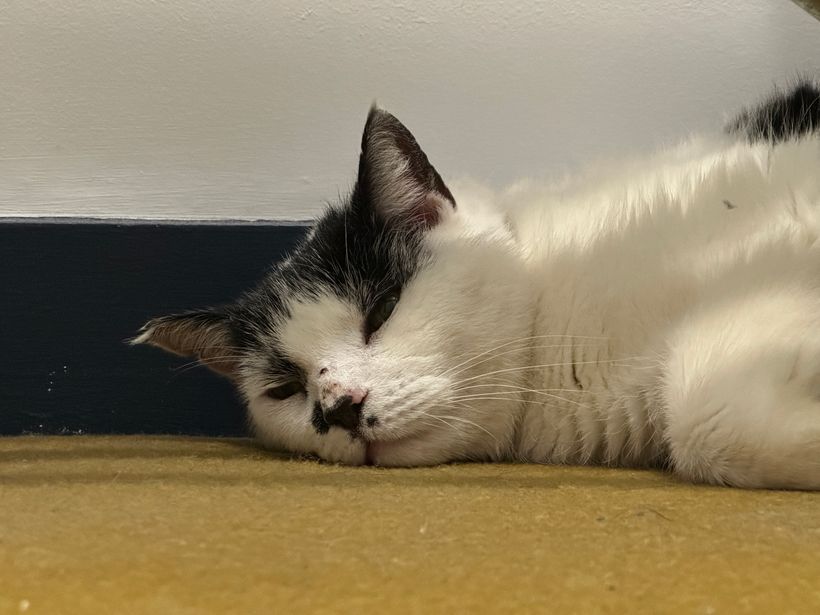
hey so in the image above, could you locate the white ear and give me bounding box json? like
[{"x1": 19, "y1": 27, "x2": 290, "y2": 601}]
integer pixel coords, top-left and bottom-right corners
[{"x1": 356, "y1": 106, "x2": 455, "y2": 228}]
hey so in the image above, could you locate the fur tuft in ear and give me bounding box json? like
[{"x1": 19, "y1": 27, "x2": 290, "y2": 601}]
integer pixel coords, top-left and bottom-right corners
[
  {"x1": 131, "y1": 309, "x2": 240, "y2": 379},
  {"x1": 356, "y1": 106, "x2": 455, "y2": 228}
]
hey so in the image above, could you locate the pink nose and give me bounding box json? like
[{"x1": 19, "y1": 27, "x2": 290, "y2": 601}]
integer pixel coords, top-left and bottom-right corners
[
  {"x1": 347, "y1": 387, "x2": 368, "y2": 405},
  {"x1": 319, "y1": 381, "x2": 368, "y2": 407},
  {"x1": 321, "y1": 387, "x2": 369, "y2": 433}
]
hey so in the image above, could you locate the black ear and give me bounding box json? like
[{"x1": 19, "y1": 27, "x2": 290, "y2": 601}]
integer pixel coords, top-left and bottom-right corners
[
  {"x1": 356, "y1": 106, "x2": 455, "y2": 228},
  {"x1": 131, "y1": 309, "x2": 240, "y2": 379}
]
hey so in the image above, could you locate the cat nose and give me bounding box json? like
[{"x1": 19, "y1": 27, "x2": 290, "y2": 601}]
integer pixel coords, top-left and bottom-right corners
[{"x1": 323, "y1": 395, "x2": 364, "y2": 432}]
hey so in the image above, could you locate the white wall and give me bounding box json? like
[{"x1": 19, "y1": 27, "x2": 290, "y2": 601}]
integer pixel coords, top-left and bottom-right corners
[{"x1": 2, "y1": 0, "x2": 820, "y2": 220}]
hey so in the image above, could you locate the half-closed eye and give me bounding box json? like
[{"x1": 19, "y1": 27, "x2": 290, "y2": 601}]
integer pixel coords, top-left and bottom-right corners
[
  {"x1": 365, "y1": 291, "x2": 400, "y2": 342},
  {"x1": 266, "y1": 381, "x2": 306, "y2": 400}
]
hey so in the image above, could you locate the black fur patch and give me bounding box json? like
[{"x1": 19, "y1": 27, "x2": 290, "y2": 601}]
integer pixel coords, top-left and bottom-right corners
[
  {"x1": 728, "y1": 80, "x2": 820, "y2": 143},
  {"x1": 311, "y1": 400, "x2": 330, "y2": 434},
  {"x1": 233, "y1": 197, "x2": 428, "y2": 364},
  {"x1": 223, "y1": 110, "x2": 451, "y2": 385}
]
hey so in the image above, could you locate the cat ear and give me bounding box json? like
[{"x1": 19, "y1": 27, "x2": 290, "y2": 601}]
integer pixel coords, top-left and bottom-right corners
[
  {"x1": 131, "y1": 309, "x2": 240, "y2": 379},
  {"x1": 356, "y1": 106, "x2": 455, "y2": 228}
]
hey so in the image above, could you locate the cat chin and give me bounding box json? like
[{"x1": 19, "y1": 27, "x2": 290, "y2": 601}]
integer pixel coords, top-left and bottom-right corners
[
  {"x1": 253, "y1": 427, "x2": 447, "y2": 467},
  {"x1": 277, "y1": 437, "x2": 434, "y2": 467},
  {"x1": 362, "y1": 437, "x2": 454, "y2": 467},
  {"x1": 363, "y1": 439, "x2": 410, "y2": 467},
  {"x1": 301, "y1": 437, "x2": 438, "y2": 467}
]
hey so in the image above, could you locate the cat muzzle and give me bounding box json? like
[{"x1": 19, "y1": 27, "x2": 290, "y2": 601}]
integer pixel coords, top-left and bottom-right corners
[{"x1": 323, "y1": 395, "x2": 365, "y2": 432}]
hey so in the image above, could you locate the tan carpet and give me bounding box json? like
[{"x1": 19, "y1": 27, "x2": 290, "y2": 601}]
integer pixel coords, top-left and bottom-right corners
[{"x1": 0, "y1": 436, "x2": 818, "y2": 614}]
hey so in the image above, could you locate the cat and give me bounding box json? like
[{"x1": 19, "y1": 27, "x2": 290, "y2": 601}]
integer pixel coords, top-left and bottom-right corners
[{"x1": 133, "y1": 81, "x2": 820, "y2": 489}]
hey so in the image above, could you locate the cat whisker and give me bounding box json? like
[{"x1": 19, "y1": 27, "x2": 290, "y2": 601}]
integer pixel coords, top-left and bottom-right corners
[
  {"x1": 451, "y1": 356, "x2": 650, "y2": 386},
  {"x1": 448, "y1": 390, "x2": 595, "y2": 409},
  {"x1": 444, "y1": 343, "x2": 608, "y2": 379},
  {"x1": 451, "y1": 382, "x2": 604, "y2": 407},
  {"x1": 451, "y1": 382, "x2": 598, "y2": 395},
  {"x1": 172, "y1": 355, "x2": 245, "y2": 374},
  {"x1": 445, "y1": 395, "x2": 594, "y2": 412},
  {"x1": 415, "y1": 408, "x2": 500, "y2": 444},
  {"x1": 413, "y1": 415, "x2": 473, "y2": 443},
  {"x1": 434, "y1": 414, "x2": 500, "y2": 443},
  {"x1": 438, "y1": 334, "x2": 609, "y2": 378}
]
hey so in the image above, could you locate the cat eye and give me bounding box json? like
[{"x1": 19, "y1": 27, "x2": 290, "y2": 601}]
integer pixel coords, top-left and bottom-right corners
[
  {"x1": 365, "y1": 292, "x2": 400, "y2": 341},
  {"x1": 265, "y1": 381, "x2": 305, "y2": 400}
]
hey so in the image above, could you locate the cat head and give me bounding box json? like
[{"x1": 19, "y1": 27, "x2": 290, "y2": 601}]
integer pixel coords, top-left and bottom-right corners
[{"x1": 133, "y1": 107, "x2": 533, "y2": 466}]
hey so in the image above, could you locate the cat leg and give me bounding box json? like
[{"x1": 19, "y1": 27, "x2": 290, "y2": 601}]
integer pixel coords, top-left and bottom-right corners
[{"x1": 662, "y1": 288, "x2": 820, "y2": 489}]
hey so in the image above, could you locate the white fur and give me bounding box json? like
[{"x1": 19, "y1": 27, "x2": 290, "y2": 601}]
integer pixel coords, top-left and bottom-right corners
[{"x1": 247, "y1": 134, "x2": 820, "y2": 489}]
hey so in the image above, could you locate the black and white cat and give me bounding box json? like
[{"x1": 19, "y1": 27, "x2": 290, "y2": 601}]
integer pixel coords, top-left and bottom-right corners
[{"x1": 134, "y1": 83, "x2": 820, "y2": 489}]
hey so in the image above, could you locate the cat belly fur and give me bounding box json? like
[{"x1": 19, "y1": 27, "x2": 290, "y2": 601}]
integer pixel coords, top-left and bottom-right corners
[{"x1": 482, "y1": 136, "x2": 820, "y2": 488}]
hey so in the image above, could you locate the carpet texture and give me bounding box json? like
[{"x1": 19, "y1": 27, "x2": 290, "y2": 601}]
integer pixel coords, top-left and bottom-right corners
[{"x1": 0, "y1": 436, "x2": 818, "y2": 614}]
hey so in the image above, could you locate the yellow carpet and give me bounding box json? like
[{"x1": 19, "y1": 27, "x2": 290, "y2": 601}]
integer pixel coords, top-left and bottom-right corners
[{"x1": 1, "y1": 436, "x2": 818, "y2": 614}]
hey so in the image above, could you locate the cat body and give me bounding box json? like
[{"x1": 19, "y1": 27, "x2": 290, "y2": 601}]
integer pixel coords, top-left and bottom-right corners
[
  {"x1": 507, "y1": 135, "x2": 820, "y2": 488},
  {"x1": 135, "y1": 83, "x2": 820, "y2": 489}
]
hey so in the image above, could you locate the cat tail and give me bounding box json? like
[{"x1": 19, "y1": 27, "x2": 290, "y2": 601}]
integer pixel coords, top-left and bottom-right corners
[{"x1": 727, "y1": 78, "x2": 820, "y2": 143}]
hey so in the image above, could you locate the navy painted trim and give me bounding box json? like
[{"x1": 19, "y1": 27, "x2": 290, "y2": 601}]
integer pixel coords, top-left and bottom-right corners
[{"x1": 0, "y1": 220, "x2": 308, "y2": 436}]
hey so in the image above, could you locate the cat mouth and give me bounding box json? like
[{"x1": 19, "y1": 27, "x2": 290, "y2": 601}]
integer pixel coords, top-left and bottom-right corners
[{"x1": 364, "y1": 442, "x2": 378, "y2": 466}]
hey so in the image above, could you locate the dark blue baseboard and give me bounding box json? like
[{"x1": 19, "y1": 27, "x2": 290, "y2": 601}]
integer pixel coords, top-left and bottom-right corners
[{"x1": 0, "y1": 219, "x2": 308, "y2": 436}]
